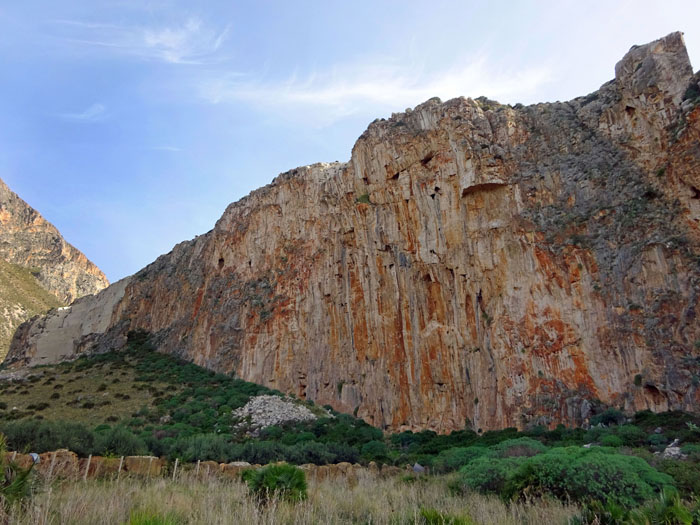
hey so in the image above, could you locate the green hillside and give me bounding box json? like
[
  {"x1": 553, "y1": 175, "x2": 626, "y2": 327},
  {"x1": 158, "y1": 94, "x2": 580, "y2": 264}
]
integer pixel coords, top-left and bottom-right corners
[
  {"x1": 2, "y1": 333, "x2": 700, "y2": 516},
  {"x1": 0, "y1": 260, "x2": 63, "y2": 360}
]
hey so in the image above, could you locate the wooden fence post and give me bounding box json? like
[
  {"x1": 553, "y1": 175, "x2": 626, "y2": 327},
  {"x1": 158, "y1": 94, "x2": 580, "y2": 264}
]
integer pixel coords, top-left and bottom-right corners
[
  {"x1": 83, "y1": 454, "x2": 92, "y2": 481},
  {"x1": 47, "y1": 451, "x2": 57, "y2": 479},
  {"x1": 117, "y1": 456, "x2": 124, "y2": 479},
  {"x1": 172, "y1": 458, "x2": 179, "y2": 481}
]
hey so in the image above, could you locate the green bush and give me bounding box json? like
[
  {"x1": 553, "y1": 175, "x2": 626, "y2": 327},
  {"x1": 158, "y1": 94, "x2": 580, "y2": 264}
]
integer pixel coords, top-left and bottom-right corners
[
  {"x1": 590, "y1": 408, "x2": 625, "y2": 427},
  {"x1": 656, "y1": 459, "x2": 700, "y2": 498},
  {"x1": 600, "y1": 435, "x2": 623, "y2": 447},
  {"x1": 681, "y1": 443, "x2": 700, "y2": 461},
  {"x1": 615, "y1": 425, "x2": 646, "y2": 447},
  {"x1": 326, "y1": 443, "x2": 360, "y2": 464},
  {"x1": 360, "y1": 440, "x2": 388, "y2": 461},
  {"x1": 503, "y1": 447, "x2": 674, "y2": 507},
  {"x1": 288, "y1": 441, "x2": 335, "y2": 465},
  {"x1": 492, "y1": 437, "x2": 547, "y2": 457},
  {"x1": 573, "y1": 500, "x2": 633, "y2": 525},
  {"x1": 242, "y1": 463, "x2": 307, "y2": 502},
  {"x1": 95, "y1": 425, "x2": 148, "y2": 456},
  {"x1": 455, "y1": 456, "x2": 525, "y2": 495},
  {"x1": 239, "y1": 441, "x2": 287, "y2": 465},
  {"x1": 432, "y1": 446, "x2": 493, "y2": 473},
  {"x1": 0, "y1": 420, "x2": 95, "y2": 456},
  {"x1": 630, "y1": 487, "x2": 693, "y2": 524},
  {"x1": 170, "y1": 433, "x2": 231, "y2": 463},
  {"x1": 0, "y1": 433, "x2": 35, "y2": 509},
  {"x1": 647, "y1": 433, "x2": 669, "y2": 451}
]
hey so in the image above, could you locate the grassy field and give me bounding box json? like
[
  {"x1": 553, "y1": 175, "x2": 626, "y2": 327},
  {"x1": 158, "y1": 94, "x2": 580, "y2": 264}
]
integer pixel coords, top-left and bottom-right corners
[
  {"x1": 0, "y1": 260, "x2": 62, "y2": 360},
  {"x1": 0, "y1": 354, "x2": 181, "y2": 426},
  {"x1": 0, "y1": 471, "x2": 580, "y2": 525}
]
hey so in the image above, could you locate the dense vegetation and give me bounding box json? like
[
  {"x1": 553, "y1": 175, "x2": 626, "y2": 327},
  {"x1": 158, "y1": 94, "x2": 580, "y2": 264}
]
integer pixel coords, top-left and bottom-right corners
[{"x1": 2, "y1": 333, "x2": 700, "y2": 518}]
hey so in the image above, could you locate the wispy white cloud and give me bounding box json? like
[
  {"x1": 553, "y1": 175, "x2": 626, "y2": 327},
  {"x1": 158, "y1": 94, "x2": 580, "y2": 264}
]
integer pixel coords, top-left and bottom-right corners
[
  {"x1": 58, "y1": 102, "x2": 107, "y2": 122},
  {"x1": 198, "y1": 57, "x2": 553, "y2": 126},
  {"x1": 49, "y1": 17, "x2": 229, "y2": 64}
]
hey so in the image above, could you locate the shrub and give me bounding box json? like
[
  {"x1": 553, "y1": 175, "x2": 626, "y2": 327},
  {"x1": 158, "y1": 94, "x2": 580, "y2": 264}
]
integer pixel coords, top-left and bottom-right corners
[
  {"x1": 360, "y1": 440, "x2": 388, "y2": 461},
  {"x1": 455, "y1": 456, "x2": 525, "y2": 495},
  {"x1": 630, "y1": 487, "x2": 693, "y2": 524},
  {"x1": 647, "y1": 433, "x2": 669, "y2": 451},
  {"x1": 571, "y1": 500, "x2": 631, "y2": 525},
  {"x1": 288, "y1": 441, "x2": 335, "y2": 465},
  {"x1": 503, "y1": 447, "x2": 674, "y2": 507},
  {"x1": 681, "y1": 443, "x2": 700, "y2": 461},
  {"x1": 242, "y1": 463, "x2": 307, "y2": 502},
  {"x1": 0, "y1": 433, "x2": 35, "y2": 508},
  {"x1": 492, "y1": 437, "x2": 547, "y2": 457},
  {"x1": 432, "y1": 446, "x2": 493, "y2": 473},
  {"x1": 0, "y1": 420, "x2": 96, "y2": 457},
  {"x1": 590, "y1": 408, "x2": 625, "y2": 427},
  {"x1": 170, "y1": 433, "x2": 232, "y2": 463},
  {"x1": 615, "y1": 425, "x2": 646, "y2": 447},
  {"x1": 326, "y1": 443, "x2": 360, "y2": 464},
  {"x1": 656, "y1": 459, "x2": 700, "y2": 498},
  {"x1": 239, "y1": 441, "x2": 287, "y2": 465},
  {"x1": 95, "y1": 425, "x2": 148, "y2": 456},
  {"x1": 600, "y1": 434, "x2": 623, "y2": 447}
]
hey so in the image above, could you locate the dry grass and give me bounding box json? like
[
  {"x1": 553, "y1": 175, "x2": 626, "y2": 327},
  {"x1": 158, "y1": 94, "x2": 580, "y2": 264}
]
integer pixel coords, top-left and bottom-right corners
[
  {"x1": 2, "y1": 471, "x2": 580, "y2": 524},
  {"x1": 0, "y1": 260, "x2": 62, "y2": 360},
  {"x1": 0, "y1": 359, "x2": 178, "y2": 425}
]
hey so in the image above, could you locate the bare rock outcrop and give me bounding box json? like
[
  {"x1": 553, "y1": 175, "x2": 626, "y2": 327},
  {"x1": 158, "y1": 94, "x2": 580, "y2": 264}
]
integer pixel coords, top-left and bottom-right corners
[
  {"x1": 0, "y1": 178, "x2": 108, "y2": 358},
  {"x1": 0, "y1": 178, "x2": 108, "y2": 303},
  {"x1": 232, "y1": 395, "x2": 325, "y2": 435},
  {"x1": 5, "y1": 33, "x2": 700, "y2": 433}
]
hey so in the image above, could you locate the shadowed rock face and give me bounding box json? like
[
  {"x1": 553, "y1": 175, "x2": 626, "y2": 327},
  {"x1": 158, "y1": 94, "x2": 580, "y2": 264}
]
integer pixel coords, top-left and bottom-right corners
[{"x1": 6, "y1": 33, "x2": 700, "y2": 432}]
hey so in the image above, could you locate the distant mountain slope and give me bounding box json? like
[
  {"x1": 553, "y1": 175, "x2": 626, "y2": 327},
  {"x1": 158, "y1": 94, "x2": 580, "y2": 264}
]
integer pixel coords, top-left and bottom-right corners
[
  {"x1": 0, "y1": 178, "x2": 108, "y2": 304},
  {"x1": 0, "y1": 178, "x2": 108, "y2": 359},
  {"x1": 0, "y1": 260, "x2": 63, "y2": 357}
]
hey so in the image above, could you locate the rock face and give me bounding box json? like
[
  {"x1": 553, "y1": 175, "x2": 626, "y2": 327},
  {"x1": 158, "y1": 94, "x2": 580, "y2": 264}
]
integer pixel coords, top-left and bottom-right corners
[
  {"x1": 0, "y1": 178, "x2": 108, "y2": 358},
  {"x1": 5, "y1": 33, "x2": 700, "y2": 433},
  {"x1": 0, "y1": 178, "x2": 109, "y2": 304},
  {"x1": 0, "y1": 259, "x2": 62, "y2": 359}
]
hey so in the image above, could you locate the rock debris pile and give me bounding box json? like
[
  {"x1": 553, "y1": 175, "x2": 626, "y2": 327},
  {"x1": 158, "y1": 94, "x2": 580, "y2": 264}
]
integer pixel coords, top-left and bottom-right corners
[{"x1": 232, "y1": 395, "x2": 325, "y2": 434}]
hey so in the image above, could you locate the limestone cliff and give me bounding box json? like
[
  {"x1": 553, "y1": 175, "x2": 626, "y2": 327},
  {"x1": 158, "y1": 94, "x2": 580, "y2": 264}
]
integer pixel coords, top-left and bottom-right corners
[
  {"x1": 0, "y1": 178, "x2": 108, "y2": 358},
  {"x1": 5, "y1": 33, "x2": 700, "y2": 433}
]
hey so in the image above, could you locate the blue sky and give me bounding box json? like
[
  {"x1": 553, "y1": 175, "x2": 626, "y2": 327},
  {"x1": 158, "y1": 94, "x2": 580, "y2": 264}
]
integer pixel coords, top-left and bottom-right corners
[{"x1": 1, "y1": 1, "x2": 698, "y2": 283}]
